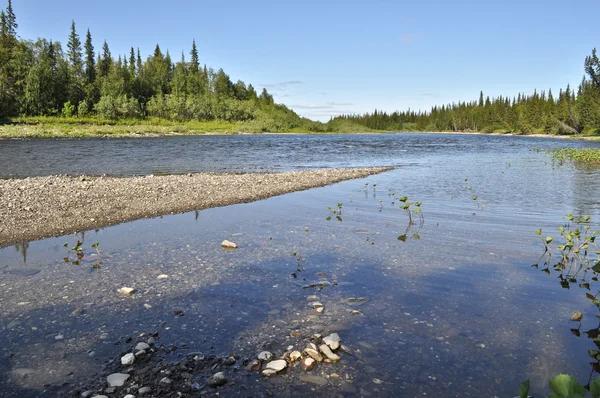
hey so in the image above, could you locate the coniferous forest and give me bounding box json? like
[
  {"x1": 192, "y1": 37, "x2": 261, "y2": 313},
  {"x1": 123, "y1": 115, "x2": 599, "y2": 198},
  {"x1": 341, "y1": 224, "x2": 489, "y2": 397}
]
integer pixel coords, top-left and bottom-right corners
[{"x1": 1, "y1": 0, "x2": 599, "y2": 135}]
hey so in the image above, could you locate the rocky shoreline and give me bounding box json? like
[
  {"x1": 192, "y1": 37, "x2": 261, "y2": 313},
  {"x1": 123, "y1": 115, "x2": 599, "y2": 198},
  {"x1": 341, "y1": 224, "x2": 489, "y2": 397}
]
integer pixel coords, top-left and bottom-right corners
[{"x1": 0, "y1": 167, "x2": 392, "y2": 248}]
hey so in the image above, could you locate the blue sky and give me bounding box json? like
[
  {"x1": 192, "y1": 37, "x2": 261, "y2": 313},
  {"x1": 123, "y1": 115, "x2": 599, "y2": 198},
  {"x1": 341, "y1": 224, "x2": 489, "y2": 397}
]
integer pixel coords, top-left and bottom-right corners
[{"x1": 11, "y1": 0, "x2": 599, "y2": 121}]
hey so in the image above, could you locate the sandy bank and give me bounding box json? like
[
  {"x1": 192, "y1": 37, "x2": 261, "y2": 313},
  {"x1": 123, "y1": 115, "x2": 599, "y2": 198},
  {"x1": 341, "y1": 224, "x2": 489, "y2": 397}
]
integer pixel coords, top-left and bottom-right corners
[{"x1": 0, "y1": 167, "x2": 392, "y2": 247}]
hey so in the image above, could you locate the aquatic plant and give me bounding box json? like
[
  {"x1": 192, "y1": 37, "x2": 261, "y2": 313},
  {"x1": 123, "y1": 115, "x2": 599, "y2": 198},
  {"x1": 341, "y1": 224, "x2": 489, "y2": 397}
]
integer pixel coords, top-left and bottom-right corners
[
  {"x1": 397, "y1": 196, "x2": 424, "y2": 242},
  {"x1": 519, "y1": 375, "x2": 600, "y2": 397},
  {"x1": 534, "y1": 214, "x2": 600, "y2": 285},
  {"x1": 326, "y1": 202, "x2": 343, "y2": 222},
  {"x1": 529, "y1": 214, "x2": 600, "y2": 393},
  {"x1": 547, "y1": 148, "x2": 600, "y2": 166}
]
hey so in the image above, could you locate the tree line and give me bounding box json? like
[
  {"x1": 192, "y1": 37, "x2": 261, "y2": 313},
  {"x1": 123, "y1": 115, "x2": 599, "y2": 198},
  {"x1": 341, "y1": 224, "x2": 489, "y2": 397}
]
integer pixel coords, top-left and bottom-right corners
[
  {"x1": 0, "y1": 0, "x2": 319, "y2": 131},
  {"x1": 2, "y1": 0, "x2": 598, "y2": 135},
  {"x1": 336, "y1": 51, "x2": 600, "y2": 135}
]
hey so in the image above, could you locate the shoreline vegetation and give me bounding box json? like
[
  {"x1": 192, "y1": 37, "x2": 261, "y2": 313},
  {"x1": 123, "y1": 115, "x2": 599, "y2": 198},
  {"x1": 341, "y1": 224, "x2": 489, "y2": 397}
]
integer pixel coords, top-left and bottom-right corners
[
  {"x1": 0, "y1": 167, "x2": 393, "y2": 248},
  {"x1": 1, "y1": 116, "x2": 599, "y2": 139}
]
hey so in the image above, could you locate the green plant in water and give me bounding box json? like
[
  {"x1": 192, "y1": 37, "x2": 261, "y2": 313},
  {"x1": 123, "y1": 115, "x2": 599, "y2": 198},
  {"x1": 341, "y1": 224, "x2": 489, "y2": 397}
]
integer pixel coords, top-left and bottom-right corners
[
  {"x1": 530, "y1": 214, "x2": 600, "y2": 393},
  {"x1": 547, "y1": 148, "x2": 600, "y2": 167},
  {"x1": 326, "y1": 202, "x2": 343, "y2": 222},
  {"x1": 397, "y1": 196, "x2": 424, "y2": 242},
  {"x1": 519, "y1": 374, "x2": 600, "y2": 397},
  {"x1": 534, "y1": 214, "x2": 600, "y2": 286}
]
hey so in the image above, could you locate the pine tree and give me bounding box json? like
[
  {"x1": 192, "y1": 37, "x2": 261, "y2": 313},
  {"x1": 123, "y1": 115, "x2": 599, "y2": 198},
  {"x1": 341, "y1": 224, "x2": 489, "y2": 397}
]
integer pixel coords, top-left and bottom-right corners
[
  {"x1": 66, "y1": 20, "x2": 84, "y2": 107},
  {"x1": 190, "y1": 39, "x2": 199, "y2": 73},
  {"x1": 99, "y1": 40, "x2": 111, "y2": 77},
  {"x1": 84, "y1": 29, "x2": 95, "y2": 84},
  {"x1": 128, "y1": 47, "x2": 135, "y2": 76},
  {"x1": 5, "y1": 0, "x2": 16, "y2": 37},
  {"x1": 585, "y1": 48, "x2": 600, "y2": 90}
]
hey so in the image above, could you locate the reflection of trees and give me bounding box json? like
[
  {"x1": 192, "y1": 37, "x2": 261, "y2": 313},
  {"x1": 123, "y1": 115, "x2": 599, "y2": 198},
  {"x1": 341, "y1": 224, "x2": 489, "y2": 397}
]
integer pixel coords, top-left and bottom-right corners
[{"x1": 14, "y1": 242, "x2": 29, "y2": 266}]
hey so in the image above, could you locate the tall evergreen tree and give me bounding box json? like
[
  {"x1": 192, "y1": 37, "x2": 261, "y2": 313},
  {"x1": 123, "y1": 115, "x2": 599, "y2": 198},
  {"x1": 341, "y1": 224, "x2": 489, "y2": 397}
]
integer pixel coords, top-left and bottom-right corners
[
  {"x1": 66, "y1": 20, "x2": 84, "y2": 107},
  {"x1": 98, "y1": 40, "x2": 111, "y2": 77},
  {"x1": 190, "y1": 39, "x2": 199, "y2": 73},
  {"x1": 84, "y1": 29, "x2": 95, "y2": 84}
]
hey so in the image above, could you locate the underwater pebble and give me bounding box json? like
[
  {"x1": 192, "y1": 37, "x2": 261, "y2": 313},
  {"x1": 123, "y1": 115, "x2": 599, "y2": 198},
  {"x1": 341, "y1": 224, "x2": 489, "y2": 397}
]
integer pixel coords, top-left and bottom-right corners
[
  {"x1": 221, "y1": 240, "x2": 238, "y2": 249},
  {"x1": 118, "y1": 287, "x2": 135, "y2": 295}
]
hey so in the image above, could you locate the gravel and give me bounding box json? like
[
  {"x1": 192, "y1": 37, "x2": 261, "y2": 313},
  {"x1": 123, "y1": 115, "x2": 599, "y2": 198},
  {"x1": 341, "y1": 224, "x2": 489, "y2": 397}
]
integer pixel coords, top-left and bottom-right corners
[{"x1": 0, "y1": 167, "x2": 392, "y2": 248}]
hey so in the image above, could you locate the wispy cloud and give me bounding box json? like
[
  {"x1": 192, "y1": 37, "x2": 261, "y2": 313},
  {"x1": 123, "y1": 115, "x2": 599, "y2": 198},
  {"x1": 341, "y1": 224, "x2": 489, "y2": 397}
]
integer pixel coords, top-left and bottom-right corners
[
  {"x1": 400, "y1": 33, "x2": 421, "y2": 45},
  {"x1": 261, "y1": 81, "x2": 304, "y2": 89},
  {"x1": 290, "y1": 101, "x2": 354, "y2": 110}
]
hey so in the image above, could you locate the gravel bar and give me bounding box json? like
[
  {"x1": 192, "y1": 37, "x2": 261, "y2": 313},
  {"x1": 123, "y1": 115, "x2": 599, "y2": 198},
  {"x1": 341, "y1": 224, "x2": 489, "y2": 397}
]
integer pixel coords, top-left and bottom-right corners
[{"x1": 0, "y1": 167, "x2": 392, "y2": 247}]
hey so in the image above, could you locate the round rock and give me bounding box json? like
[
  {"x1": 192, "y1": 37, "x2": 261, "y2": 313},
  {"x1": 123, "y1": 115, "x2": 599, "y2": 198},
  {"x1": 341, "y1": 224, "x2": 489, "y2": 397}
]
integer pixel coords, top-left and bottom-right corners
[
  {"x1": 208, "y1": 372, "x2": 228, "y2": 387},
  {"x1": 265, "y1": 359, "x2": 287, "y2": 373},
  {"x1": 121, "y1": 353, "x2": 135, "y2": 366}
]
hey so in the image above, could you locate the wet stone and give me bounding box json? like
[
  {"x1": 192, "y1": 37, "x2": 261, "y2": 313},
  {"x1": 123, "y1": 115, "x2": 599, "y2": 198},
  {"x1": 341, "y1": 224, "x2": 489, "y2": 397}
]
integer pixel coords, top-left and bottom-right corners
[
  {"x1": 319, "y1": 344, "x2": 340, "y2": 362},
  {"x1": 221, "y1": 240, "x2": 238, "y2": 249},
  {"x1": 138, "y1": 386, "x2": 151, "y2": 395},
  {"x1": 208, "y1": 372, "x2": 228, "y2": 387},
  {"x1": 265, "y1": 359, "x2": 287, "y2": 373},
  {"x1": 323, "y1": 333, "x2": 341, "y2": 350},
  {"x1": 302, "y1": 358, "x2": 317, "y2": 371},
  {"x1": 289, "y1": 351, "x2": 302, "y2": 362},
  {"x1": 121, "y1": 353, "x2": 135, "y2": 366},
  {"x1": 118, "y1": 287, "x2": 135, "y2": 295},
  {"x1": 245, "y1": 359, "x2": 261, "y2": 371},
  {"x1": 305, "y1": 348, "x2": 323, "y2": 362},
  {"x1": 135, "y1": 342, "x2": 150, "y2": 352},
  {"x1": 300, "y1": 374, "x2": 328, "y2": 386},
  {"x1": 258, "y1": 351, "x2": 273, "y2": 361},
  {"x1": 106, "y1": 373, "x2": 130, "y2": 387},
  {"x1": 307, "y1": 295, "x2": 319, "y2": 302},
  {"x1": 159, "y1": 377, "x2": 172, "y2": 384}
]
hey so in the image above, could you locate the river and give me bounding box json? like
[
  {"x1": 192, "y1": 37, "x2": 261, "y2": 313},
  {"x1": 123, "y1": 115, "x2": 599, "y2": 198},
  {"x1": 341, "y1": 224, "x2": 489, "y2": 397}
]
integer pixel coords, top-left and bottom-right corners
[{"x1": 1, "y1": 133, "x2": 600, "y2": 397}]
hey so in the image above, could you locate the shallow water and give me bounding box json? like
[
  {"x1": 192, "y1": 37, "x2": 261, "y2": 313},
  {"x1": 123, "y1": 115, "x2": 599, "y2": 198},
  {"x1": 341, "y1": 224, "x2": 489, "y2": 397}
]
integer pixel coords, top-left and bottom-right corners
[{"x1": 1, "y1": 133, "x2": 600, "y2": 397}]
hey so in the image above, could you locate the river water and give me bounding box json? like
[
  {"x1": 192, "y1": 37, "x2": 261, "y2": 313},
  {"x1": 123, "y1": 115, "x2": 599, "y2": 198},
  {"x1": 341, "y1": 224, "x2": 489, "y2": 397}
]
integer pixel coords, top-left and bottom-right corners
[{"x1": 1, "y1": 133, "x2": 600, "y2": 397}]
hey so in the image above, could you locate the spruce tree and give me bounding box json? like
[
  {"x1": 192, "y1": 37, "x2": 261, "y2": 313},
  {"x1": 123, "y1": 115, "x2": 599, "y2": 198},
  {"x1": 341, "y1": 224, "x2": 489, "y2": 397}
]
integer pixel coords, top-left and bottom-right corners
[
  {"x1": 5, "y1": 0, "x2": 16, "y2": 37},
  {"x1": 99, "y1": 40, "x2": 111, "y2": 77},
  {"x1": 84, "y1": 29, "x2": 95, "y2": 84},
  {"x1": 190, "y1": 39, "x2": 199, "y2": 73}
]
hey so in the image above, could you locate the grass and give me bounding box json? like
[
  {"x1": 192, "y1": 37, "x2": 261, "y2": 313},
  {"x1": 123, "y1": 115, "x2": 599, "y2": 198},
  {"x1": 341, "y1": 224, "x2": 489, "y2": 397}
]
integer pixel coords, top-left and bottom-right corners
[{"x1": 0, "y1": 116, "x2": 379, "y2": 138}]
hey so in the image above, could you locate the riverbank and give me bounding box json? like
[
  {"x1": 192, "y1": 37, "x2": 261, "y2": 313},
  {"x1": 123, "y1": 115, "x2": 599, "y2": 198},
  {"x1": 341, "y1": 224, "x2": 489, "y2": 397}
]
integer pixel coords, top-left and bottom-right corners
[
  {"x1": 0, "y1": 167, "x2": 392, "y2": 247},
  {"x1": 2, "y1": 119, "x2": 598, "y2": 140},
  {"x1": 0, "y1": 117, "x2": 379, "y2": 137}
]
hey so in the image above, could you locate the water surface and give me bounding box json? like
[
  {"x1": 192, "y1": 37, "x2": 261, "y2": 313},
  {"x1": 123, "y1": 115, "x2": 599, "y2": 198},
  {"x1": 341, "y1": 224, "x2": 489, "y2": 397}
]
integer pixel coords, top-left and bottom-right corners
[{"x1": 1, "y1": 133, "x2": 600, "y2": 397}]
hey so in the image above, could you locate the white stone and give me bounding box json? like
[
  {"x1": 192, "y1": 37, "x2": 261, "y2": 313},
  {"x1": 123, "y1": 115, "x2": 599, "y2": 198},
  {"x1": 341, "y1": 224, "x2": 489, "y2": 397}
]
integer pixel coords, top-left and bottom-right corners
[
  {"x1": 319, "y1": 344, "x2": 340, "y2": 361},
  {"x1": 265, "y1": 359, "x2": 287, "y2": 372},
  {"x1": 121, "y1": 353, "x2": 135, "y2": 366},
  {"x1": 289, "y1": 351, "x2": 302, "y2": 362},
  {"x1": 106, "y1": 373, "x2": 130, "y2": 387},
  {"x1": 323, "y1": 333, "x2": 341, "y2": 350},
  {"x1": 258, "y1": 351, "x2": 273, "y2": 361},
  {"x1": 305, "y1": 348, "x2": 323, "y2": 362},
  {"x1": 118, "y1": 287, "x2": 135, "y2": 295},
  {"x1": 221, "y1": 240, "x2": 238, "y2": 249},
  {"x1": 157, "y1": 274, "x2": 169, "y2": 279}
]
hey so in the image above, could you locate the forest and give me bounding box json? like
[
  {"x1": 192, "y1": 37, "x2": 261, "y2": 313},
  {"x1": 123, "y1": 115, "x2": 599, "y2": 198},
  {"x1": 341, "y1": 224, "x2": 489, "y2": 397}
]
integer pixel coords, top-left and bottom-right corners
[
  {"x1": 335, "y1": 52, "x2": 600, "y2": 136},
  {"x1": 1, "y1": 0, "x2": 599, "y2": 135}
]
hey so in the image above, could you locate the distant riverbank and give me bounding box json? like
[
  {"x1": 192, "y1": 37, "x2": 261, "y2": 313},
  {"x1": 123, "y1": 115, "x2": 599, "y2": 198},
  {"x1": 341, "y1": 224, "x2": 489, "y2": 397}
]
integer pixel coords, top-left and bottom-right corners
[{"x1": 2, "y1": 117, "x2": 598, "y2": 139}]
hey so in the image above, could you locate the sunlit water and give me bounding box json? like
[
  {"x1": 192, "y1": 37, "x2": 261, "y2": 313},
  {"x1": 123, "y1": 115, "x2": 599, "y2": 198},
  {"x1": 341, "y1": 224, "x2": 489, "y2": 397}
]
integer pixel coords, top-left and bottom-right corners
[{"x1": 1, "y1": 133, "x2": 600, "y2": 397}]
